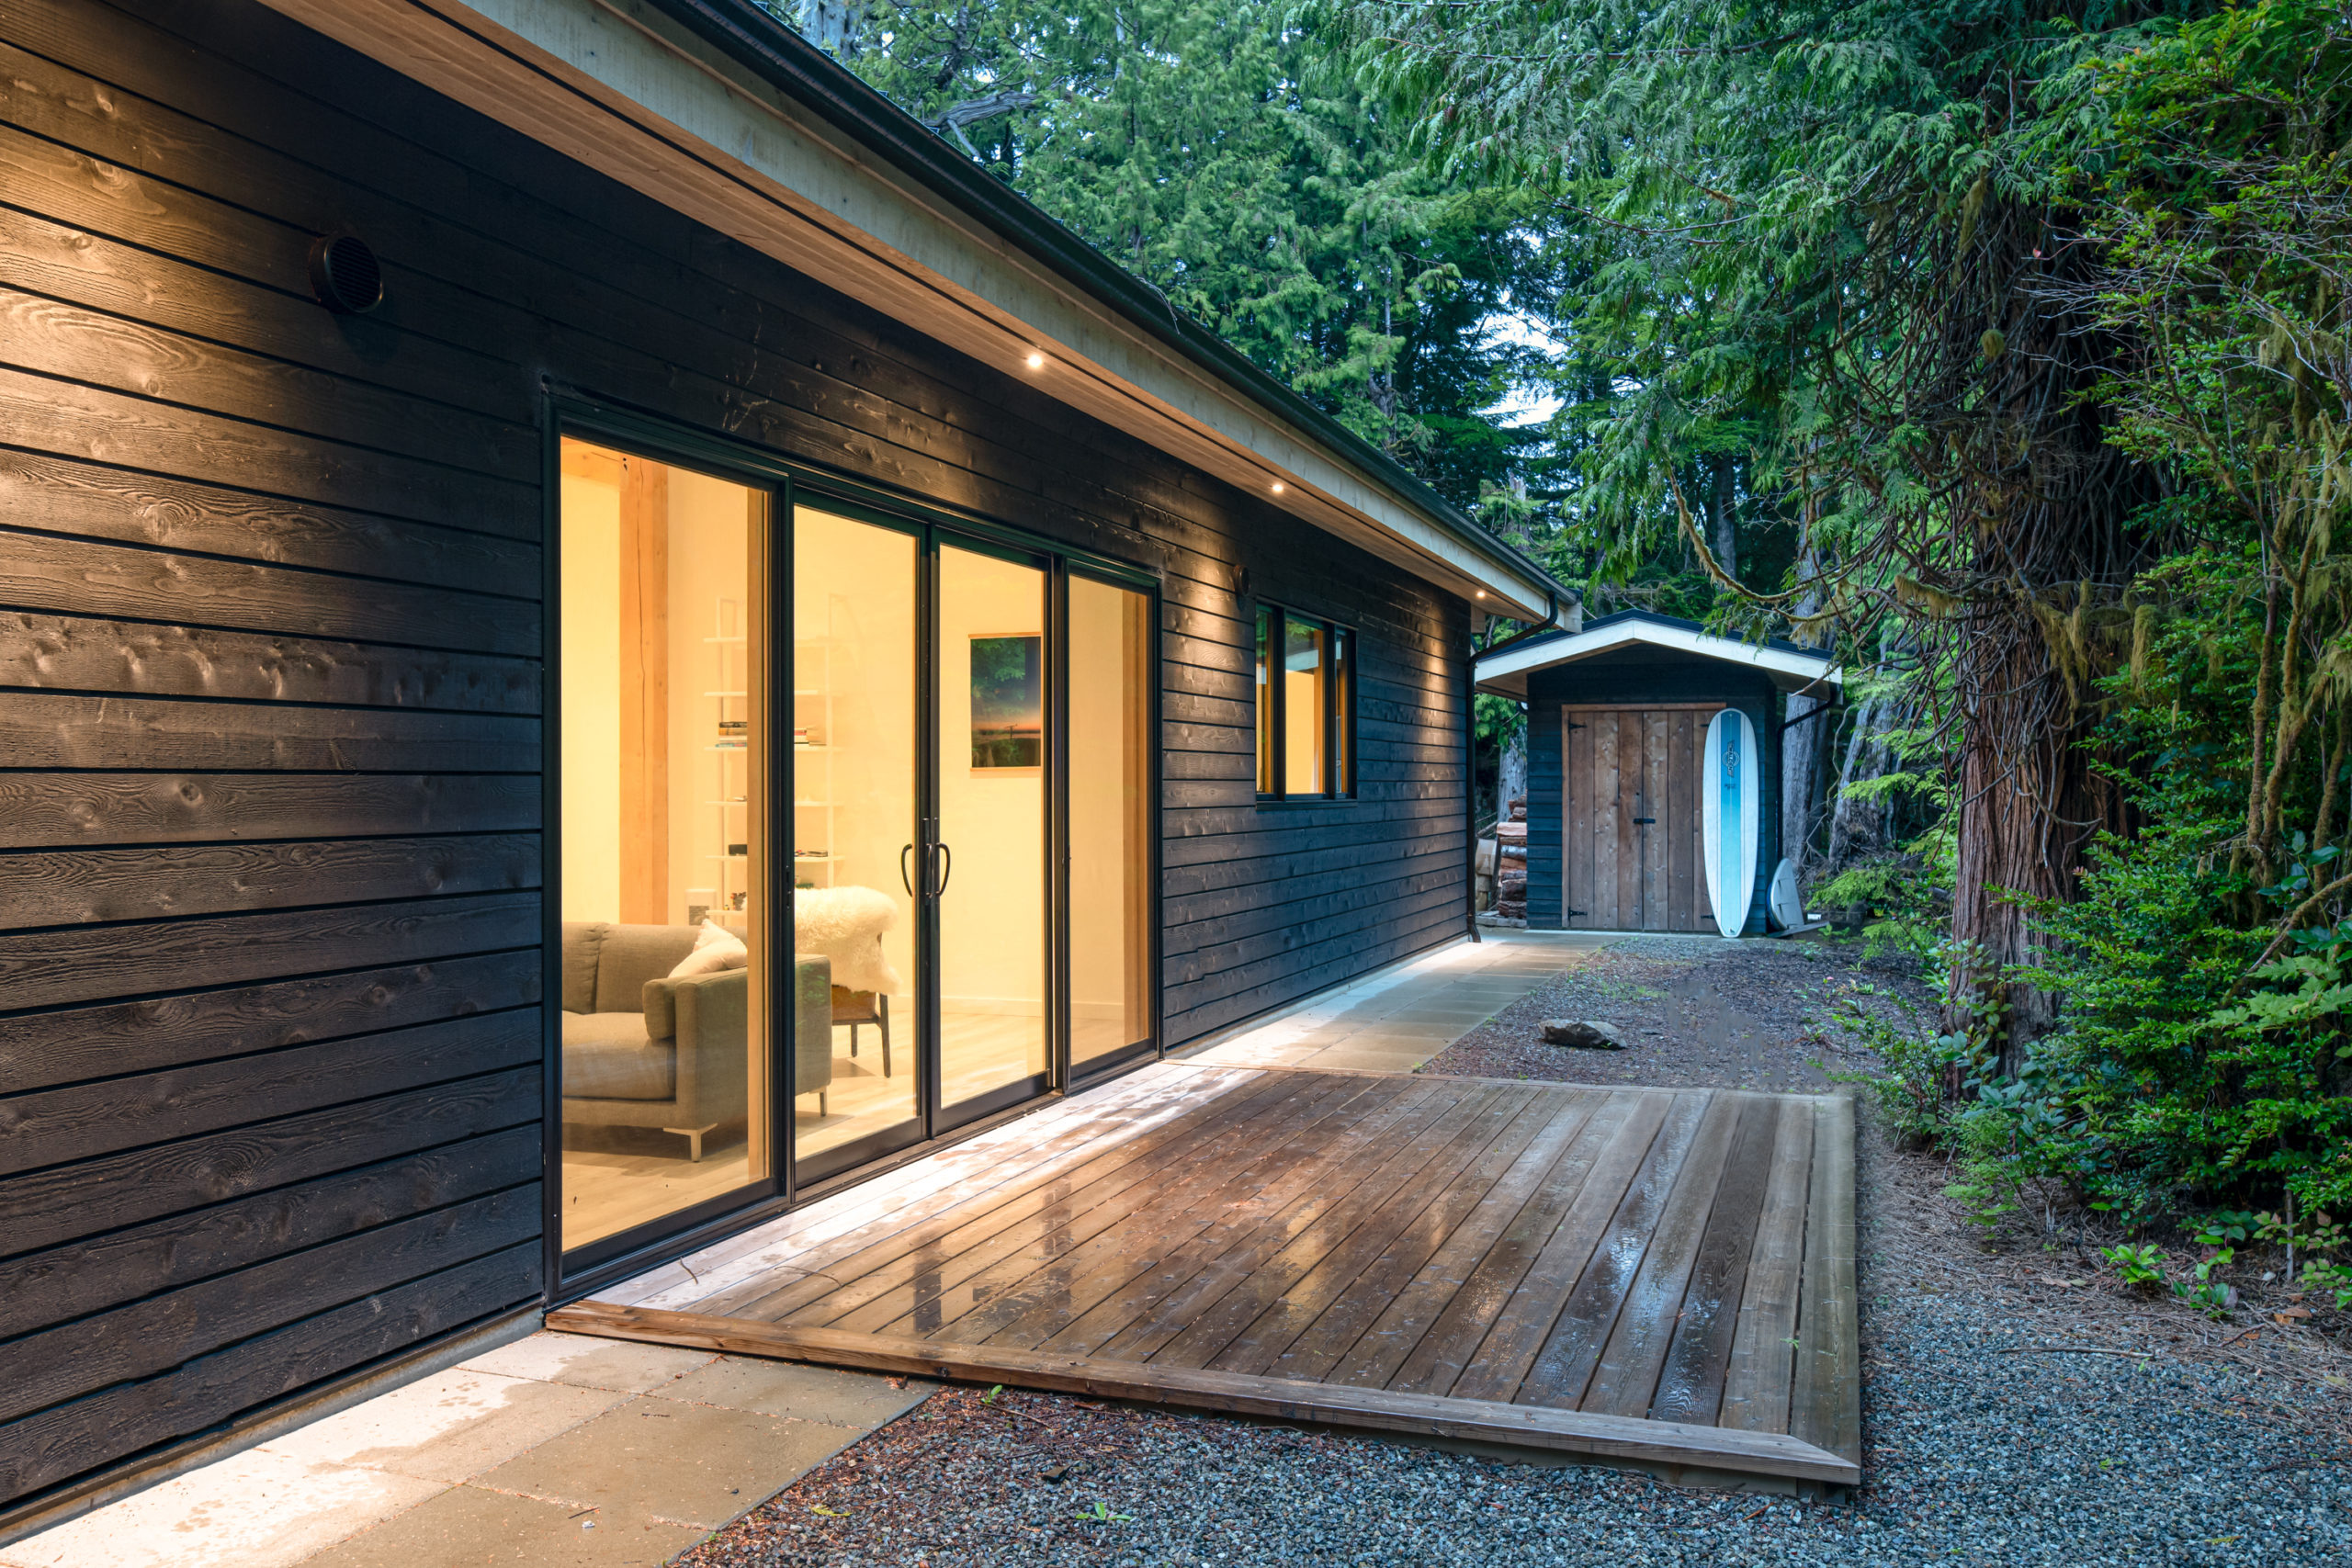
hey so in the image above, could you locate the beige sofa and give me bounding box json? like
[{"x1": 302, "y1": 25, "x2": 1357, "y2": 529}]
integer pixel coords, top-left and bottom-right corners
[{"x1": 560, "y1": 922, "x2": 833, "y2": 1160}]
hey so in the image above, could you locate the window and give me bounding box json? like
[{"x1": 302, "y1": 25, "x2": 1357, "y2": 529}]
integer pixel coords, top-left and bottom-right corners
[{"x1": 1253, "y1": 603, "x2": 1356, "y2": 799}]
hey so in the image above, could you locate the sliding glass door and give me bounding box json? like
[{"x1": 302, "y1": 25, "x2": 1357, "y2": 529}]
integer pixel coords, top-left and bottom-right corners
[
  {"x1": 556, "y1": 436, "x2": 775, "y2": 1258},
  {"x1": 556, "y1": 416, "x2": 1157, "y2": 1263},
  {"x1": 933, "y1": 543, "x2": 1053, "y2": 1124},
  {"x1": 1066, "y1": 573, "x2": 1154, "y2": 1074},
  {"x1": 788, "y1": 517, "x2": 1079, "y2": 1183},
  {"x1": 788, "y1": 506, "x2": 923, "y2": 1177}
]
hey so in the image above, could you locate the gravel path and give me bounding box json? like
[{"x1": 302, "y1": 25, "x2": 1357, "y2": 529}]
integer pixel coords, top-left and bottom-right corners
[
  {"x1": 682, "y1": 938, "x2": 2352, "y2": 1567},
  {"x1": 1428, "y1": 933, "x2": 1914, "y2": 1090}
]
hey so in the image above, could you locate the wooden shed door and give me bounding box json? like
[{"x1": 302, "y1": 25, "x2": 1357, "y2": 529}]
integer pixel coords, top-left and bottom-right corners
[{"x1": 1561, "y1": 706, "x2": 1716, "y2": 931}]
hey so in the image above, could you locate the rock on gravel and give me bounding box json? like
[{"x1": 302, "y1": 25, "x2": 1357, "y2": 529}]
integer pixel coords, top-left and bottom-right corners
[{"x1": 1538, "y1": 1019, "x2": 1628, "y2": 1050}]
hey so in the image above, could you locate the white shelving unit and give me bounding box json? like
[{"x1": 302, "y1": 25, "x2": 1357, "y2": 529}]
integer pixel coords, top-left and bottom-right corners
[
  {"x1": 793, "y1": 633, "x2": 837, "y2": 888},
  {"x1": 703, "y1": 599, "x2": 749, "y2": 917}
]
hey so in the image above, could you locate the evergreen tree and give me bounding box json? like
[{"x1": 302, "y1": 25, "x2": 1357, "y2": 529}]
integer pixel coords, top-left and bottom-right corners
[{"x1": 771, "y1": 0, "x2": 1549, "y2": 508}]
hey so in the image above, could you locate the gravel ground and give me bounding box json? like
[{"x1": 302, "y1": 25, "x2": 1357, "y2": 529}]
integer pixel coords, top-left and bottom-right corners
[
  {"x1": 681, "y1": 1319, "x2": 2349, "y2": 1567},
  {"x1": 681, "y1": 937, "x2": 2352, "y2": 1567},
  {"x1": 1427, "y1": 933, "x2": 1915, "y2": 1090}
]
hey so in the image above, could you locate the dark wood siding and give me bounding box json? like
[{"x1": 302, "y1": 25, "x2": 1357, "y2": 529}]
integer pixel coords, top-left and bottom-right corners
[
  {"x1": 0, "y1": 0, "x2": 1472, "y2": 1513},
  {"x1": 1525, "y1": 655, "x2": 1779, "y2": 933}
]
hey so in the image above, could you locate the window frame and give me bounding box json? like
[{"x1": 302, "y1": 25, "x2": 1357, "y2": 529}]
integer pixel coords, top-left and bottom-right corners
[{"x1": 1253, "y1": 601, "x2": 1358, "y2": 802}]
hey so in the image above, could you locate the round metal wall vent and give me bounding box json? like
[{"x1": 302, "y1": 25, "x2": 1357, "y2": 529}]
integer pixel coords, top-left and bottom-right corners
[{"x1": 308, "y1": 231, "x2": 383, "y2": 314}]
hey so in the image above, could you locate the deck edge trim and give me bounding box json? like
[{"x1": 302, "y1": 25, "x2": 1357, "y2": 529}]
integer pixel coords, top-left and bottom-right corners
[{"x1": 546, "y1": 1300, "x2": 1860, "y2": 1483}]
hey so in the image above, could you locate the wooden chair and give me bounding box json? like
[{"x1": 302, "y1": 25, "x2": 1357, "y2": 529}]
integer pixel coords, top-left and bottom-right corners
[{"x1": 831, "y1": 986, "x2": 891, "y2": 1077}]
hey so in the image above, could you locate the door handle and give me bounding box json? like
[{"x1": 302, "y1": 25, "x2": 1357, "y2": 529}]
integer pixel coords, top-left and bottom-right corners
[
  {"x1": 931, "y1": 840, "x2": 954, "y2": 897},
  {"x1": 1633, "y1": 818, "x2": 1656, "y2": 825},
  {"x1": 900, "y1": 843, "x2": 915, "y2": 895}
]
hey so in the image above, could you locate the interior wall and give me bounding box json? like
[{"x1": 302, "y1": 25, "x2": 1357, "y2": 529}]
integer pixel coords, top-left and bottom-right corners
[{"x1": 560, "y1": 471, "x2": 622, "y2": 923}]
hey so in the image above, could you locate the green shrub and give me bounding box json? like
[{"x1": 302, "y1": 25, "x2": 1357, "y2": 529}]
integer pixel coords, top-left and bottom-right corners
[{"x1": 2022, "y1": 818, "x2": 2352, "y2": 1219}]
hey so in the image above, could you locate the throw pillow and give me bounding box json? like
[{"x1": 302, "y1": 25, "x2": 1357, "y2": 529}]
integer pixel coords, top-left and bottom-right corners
[{"x1": 669, "y1": 919, "x2": 747, "y2": 977}]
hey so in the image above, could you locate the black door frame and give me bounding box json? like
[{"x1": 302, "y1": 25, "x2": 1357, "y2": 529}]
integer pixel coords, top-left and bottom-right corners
[{"x1": 545, "y1": 396, "x2": 1162, "y2": 1299}]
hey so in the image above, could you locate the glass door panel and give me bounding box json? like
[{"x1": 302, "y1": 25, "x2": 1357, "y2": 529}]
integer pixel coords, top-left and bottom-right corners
[
  {"x1": 1068, "y1": 575, "x2": 1153, "y2": 1068},
  {"x1": 791, "y1": 507, "x2": 922, "y2": 1180},
  {"x1": 934, "y1": 543, "x2": 1051, "y2": 1120},
  {"x1": 557, "y1": 437, "x2": 770, "y2": 1255}
]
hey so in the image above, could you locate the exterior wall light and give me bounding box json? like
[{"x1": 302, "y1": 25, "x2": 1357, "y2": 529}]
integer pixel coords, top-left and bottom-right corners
[
  {"x1": 1270, "y1": 481, "x2": 1285, "y2": 494},
  {"x1": 1024, "y1": 351, "x2": 1046, "y2": 369}
]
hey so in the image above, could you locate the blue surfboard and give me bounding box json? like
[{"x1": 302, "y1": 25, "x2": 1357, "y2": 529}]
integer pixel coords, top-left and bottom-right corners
[{"x1": 1701, "y1": 708, "x2": 1759, "y2": 938}]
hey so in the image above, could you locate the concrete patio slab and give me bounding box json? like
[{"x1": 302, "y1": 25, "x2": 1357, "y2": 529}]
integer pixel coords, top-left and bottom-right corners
[
  {"x1": 655, "y1": 1359, "x2": 936, "y2": 1427},
  {"x1": 1185, "y1": 931, "x2": 1610, "y2": 1074},
  {"x1": 0, "y1": 1332, "x2": 929, "y2": 1568},
  {"x1": 458, "y1": 1336, "x2": 718, "y2": 1394},
  {"x1": 471, "y1": 1399, "x2": 858, "y2": 1527},
  {"x1": 0, "y1": 1448, "x2": 440, "y2": 1568},
  {"x1": 260, "y1": 1369, "x2": 631, "y2": 1485},
  {"x1": 294, "y1": 1483, "x2": 701, "y2": 1568}
]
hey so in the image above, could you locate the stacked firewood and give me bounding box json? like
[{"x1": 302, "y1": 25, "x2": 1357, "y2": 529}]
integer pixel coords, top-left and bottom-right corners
[{"x1": 1495, "y1": 798, "x2": 1528, "y2": 919}]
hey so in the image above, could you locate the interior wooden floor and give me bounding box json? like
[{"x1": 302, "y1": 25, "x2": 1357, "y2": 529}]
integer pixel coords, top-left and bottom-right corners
[
  {"x1": 557, "y1": 1062, "x2": 1860, "y2": 1483},
  {"x1": 795, "y1": 1010, "x2": 1054, "y2": 1159}
]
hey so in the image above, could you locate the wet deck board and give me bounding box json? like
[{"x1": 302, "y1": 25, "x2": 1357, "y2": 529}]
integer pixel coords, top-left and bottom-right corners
[{"x1": 556, "y1": 1064, "x2": 1859, "y2": 1484}]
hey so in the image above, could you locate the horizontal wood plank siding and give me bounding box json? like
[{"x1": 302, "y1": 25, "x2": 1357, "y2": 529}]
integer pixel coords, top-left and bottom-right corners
[{"x1": 0, "y1": 0, "x2": 1474, "y2": 1513}]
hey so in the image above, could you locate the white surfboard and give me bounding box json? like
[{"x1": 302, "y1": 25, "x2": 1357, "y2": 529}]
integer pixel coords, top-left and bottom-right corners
[
  {"x1": 1768, "y1": 857, "x2": 1804, "y2": 931},
  {"x1": 1701, "y1": 708, "x2": 1760, "y2": 938}
]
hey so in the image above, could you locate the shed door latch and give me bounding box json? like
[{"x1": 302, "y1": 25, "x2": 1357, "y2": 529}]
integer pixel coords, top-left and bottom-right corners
[{"x1": 1632, "y1": 817, "x2": 1656, "y2": 825}]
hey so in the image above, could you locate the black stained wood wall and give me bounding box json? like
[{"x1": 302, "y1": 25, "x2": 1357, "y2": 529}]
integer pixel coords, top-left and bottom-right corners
[{"x1": 0, "y1": 0, "x2": 1472, "y2": 1512}]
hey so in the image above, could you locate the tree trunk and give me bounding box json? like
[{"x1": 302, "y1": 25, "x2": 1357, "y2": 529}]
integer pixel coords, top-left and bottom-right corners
[
  {"x1": 1709, "y1": 457, "x2": 1737, "y2": 584},
  {"x1": 798, "y1": 0, "x2": 864, "y2": 54},
  {"x1": 1782, "y1": 693, "x2": 1826, "y2": 877},
  {"x1": 1826, "y1": 688, "x2": 1894, "y2": 870},
  {"x1": 1498, "y1": 727, "x2": 1528, "y2": 825},
  {"x1": 1781, "y1": 539, "x2": 1827, "y2": 879},
  {"x1": 1948, "y1": 599, "x2": 2117, "y2": 1069}
]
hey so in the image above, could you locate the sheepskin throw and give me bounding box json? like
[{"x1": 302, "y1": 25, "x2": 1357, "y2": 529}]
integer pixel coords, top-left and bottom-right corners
[{"x1": 795, "y1": 885, "x2": 903, "y2": 995}]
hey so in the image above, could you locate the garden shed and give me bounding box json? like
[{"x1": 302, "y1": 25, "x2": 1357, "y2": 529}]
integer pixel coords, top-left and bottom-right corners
[{"x1": 1476, "y1": 612, "x2": 1840, "y2": 935}]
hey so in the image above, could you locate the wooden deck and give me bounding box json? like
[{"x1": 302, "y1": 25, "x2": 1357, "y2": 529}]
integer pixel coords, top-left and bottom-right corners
[{"x1": 555, "y1": 1064, "x2": 1859, "y2": 1485}]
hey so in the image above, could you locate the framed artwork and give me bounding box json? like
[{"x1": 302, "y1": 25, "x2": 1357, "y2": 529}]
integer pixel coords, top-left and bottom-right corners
[{"x1": 969, "y1": 633, "x2": 1044, "y2": 768}]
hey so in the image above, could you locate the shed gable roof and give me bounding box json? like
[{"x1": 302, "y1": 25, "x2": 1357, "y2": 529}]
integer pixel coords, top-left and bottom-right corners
[{"x1": 1474, "y1": 611, "x2": 1840, "y2": 697}]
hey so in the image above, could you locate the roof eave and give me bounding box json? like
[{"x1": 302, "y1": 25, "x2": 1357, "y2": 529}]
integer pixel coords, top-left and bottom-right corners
[{"x1": 1475, "y1": 621, "x2": 1842, "y2": 699}]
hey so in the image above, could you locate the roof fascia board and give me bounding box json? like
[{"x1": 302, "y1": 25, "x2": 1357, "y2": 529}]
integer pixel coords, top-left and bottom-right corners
[
  {"x1": 251, "y1": 0, "x2": 1556, "y2": 617},
  {"x1": 1475, "y1": 621, "x2": 1841, "y2": 696}
]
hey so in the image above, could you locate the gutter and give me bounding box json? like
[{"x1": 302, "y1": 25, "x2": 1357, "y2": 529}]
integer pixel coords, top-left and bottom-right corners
[{"x1": 640, "y1": 0, "x2": 1562, "y2": 604}]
